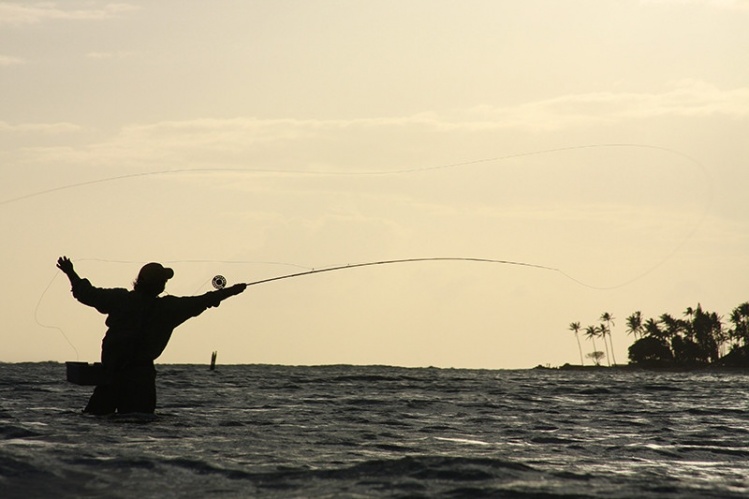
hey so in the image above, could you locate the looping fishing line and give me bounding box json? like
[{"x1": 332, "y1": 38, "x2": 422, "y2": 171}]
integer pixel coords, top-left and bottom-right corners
[
  {"x1": 35, "y1": 272, "x2": 80, "y2": 361},
  {"x1": 34, "y1": 248, "x2": 696, "y2": 359},
  {"x1": 10, "y1": 143, "x2": 713, "y2": 291},
  {"x1": 0, "y1": 143, "x2": 710, "y2": 205},
  {"x1": 25, "y1": 143, "x2": 712, "y2": 356},
  {"x1": 14, "y1": 142, "x2": 712, "y2": 288}
]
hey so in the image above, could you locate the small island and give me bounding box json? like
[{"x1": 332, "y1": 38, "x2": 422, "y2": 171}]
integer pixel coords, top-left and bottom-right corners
[{"x1": 559, "y1": 303, "x2": 749, "y2": 369}]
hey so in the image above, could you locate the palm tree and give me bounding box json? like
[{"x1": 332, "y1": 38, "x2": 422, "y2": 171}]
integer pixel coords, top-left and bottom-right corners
[
  {"x1": 597, "y1": 324, "x2": 611, "y2": 366},
  {"x1": 600, "y1": 312, "x2": 617, "y2": 366},
  {"x1": 736, "y1": 303, "x2": 749, "y2": 324},
  {"x1": 585, "y1": 325, "x2": 603, "y2": 365},
  {"x1": 692, "y1": 304, "x2": 721, "y2": 363},
  {"x1": 681, "y1": 307, "x2": 696, "y2": 341},
  {"x1": 644, "y1": 318, "x2": 666, "y2": 341},
  {"x1": 568, "y1": 321, "x2": 585, "y2": 366},
  {"x1": 684, "y1": 306, "x2": 695, "y2": 321},
  {"x1": 626, "y1": 311, "x2": 643, "y2": 340},
  {"x1": 729, "y1": 302, "x2": 749, "y2": 348},
  {"x1": 709, "y1": 311, "x2": 726, "y2": 359},
  {"x1": 710, "y1": 312, "x2": 729, "y2": 361},
  {"x1": 659, "y1": 313, "x2": 682, "y2": 342}
]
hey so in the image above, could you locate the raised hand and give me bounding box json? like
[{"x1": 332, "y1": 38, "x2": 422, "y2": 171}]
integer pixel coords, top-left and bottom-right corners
[{"x1": 57, "y1": 256, "x2": 74, "y2": 275}]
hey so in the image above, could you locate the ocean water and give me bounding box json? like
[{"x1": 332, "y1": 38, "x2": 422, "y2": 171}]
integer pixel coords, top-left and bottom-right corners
[{"x1": 1, "y1": 363, "x2": 748, "y2": 498}]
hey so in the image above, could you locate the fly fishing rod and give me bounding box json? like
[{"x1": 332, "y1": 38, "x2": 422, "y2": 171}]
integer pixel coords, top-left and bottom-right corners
[{"x1": 208, "y1": 257, "x2": 562, "y2": 290}]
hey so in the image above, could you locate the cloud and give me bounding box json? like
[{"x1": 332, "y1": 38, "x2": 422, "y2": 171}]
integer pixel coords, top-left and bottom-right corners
[
  {"x1": 0, "y1": 2, "x2": 139, "y2": 25},
  {"x1": 94, "y1": 80, "x2": 749, "y2": 141},
  {"x1": 86, "y1": 51, "x2": 134, "y2": 60},
  {"x1": 640, "y1": 0, "x2": 749, "y2": 10},
  {"x1": 0, "y1": 54, "x2": 24, "y2": 66},
  {"x1": 0, "y1": 121, "x2": 82, "y2": 133},
  {"x1": 6, "y1": 80, "x2": 747, "y2": 169},
  {"x1": 465, "y1": 80, "x2": 749, "y2": 130}
]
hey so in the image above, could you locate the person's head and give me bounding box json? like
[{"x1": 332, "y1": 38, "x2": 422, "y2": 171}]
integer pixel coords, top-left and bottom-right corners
[{"x1": 133, "y1": 262, "x2": 174, "y2": 296}]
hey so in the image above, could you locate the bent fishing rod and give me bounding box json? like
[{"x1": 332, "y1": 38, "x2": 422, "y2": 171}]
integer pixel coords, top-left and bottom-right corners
[{"x1": 208, "y1": 257, "x2": 564, "y2": 290}]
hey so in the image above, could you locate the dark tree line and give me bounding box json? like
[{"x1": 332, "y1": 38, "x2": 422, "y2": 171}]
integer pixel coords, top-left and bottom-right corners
[{"x1": 625, "y1": 303, "x2": 749, "y2": 367}]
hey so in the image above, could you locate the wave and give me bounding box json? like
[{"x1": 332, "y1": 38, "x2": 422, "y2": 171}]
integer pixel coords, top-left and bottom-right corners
[{"x1": 2, "y1": 363, "x2": 749, "y2": 498}]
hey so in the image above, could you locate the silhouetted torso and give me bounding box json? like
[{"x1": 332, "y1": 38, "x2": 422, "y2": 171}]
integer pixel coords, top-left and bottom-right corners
[{"x1": 71, "y1": 278, "x2": 226, "y2": 414}]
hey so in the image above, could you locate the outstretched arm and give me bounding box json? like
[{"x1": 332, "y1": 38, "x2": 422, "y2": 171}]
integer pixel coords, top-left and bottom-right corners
[
  {"x1": 56, "y1": 256, "x2": 81, "y2": 285},
  {"x1": 224, "y1": 283, "x2": 247, "y2": 298},
  {"x1": 155, "y1": 283, "x2": 248, "y2": 337},
  {"x1": 208, "y1": 283, "x2": 247, "y2": 307},
  {"x1": 57, "y1": 256, "x2": 127, "y2": 313}
]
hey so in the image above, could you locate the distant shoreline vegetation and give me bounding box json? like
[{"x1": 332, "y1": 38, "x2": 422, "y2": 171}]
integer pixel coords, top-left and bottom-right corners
[{"x1": 562, "y1": 304, "x2": 749, "y2": 369}]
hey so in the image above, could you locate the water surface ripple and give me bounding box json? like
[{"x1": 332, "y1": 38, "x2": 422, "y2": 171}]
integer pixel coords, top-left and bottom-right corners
[{"x1": 1, "y1": 363, "x2": 748, "y2": 497}]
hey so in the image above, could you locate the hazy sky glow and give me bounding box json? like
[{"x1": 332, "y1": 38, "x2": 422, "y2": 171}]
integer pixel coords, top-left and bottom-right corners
[{"x1": 2, "y1": 1, "x2": 748, "y2": 368}]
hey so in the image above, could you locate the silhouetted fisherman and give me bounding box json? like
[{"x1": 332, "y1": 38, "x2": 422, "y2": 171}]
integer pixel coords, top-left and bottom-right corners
[{"x1": 56, "y1": 256, "x2": 246, "y2": 415}]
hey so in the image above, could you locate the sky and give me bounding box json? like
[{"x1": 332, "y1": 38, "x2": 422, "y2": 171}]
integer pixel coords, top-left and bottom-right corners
[{"x1": 1, "y1": 0, "x2": 748, "y2": 369}]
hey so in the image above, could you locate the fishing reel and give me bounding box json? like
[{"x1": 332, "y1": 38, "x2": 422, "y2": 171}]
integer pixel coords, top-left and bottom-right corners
[{"x1": 212, "y1": 275, "x2": 227, "y2": 290}]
